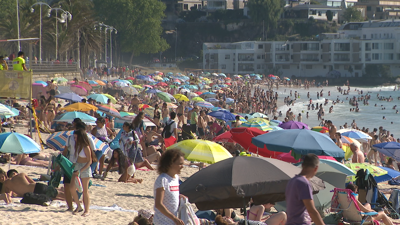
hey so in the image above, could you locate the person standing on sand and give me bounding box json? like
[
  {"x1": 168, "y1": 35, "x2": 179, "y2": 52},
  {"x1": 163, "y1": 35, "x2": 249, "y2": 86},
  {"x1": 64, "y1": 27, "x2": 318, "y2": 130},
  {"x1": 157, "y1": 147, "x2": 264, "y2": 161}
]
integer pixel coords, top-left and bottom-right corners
[
  {"x1": 351, "y1": 143, "x2": 365, "y2": 163},
  {"x1": 285, "y1": 154, "x2": 324, "y2": 225},
  {"x1": 326, "y1": 120, "x2": 337, "y2": 143},
  {"x1": 154, "y1": 149, "x2": 185, "y2": 225}
]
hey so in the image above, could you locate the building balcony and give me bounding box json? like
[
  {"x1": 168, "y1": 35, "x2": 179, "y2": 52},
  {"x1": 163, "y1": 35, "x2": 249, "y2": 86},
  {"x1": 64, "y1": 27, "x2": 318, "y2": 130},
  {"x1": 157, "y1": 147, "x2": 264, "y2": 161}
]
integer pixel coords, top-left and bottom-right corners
[
  {"x1": 275, "y1": 58, "x2": 290, "y2": 62},
  {"x1": 365, "y1": 47, "x2": 371, "y2": 51},
  {"x1": 334, "y1": 58, "x2": 350, "y2": 62},
  {"x1": 301, "y1": 58, "x2": 319, "y2": 62},
  {"x1": 238, "y1": 58, "x2": 255, "y2": 62}
]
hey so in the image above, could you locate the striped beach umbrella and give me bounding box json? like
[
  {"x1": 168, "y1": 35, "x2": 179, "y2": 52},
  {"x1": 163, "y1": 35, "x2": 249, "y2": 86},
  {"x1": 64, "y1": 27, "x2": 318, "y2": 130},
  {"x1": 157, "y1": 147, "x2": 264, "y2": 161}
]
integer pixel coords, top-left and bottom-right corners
[
  {"x1": 196, "y1": 101, "x2": 214, "y2": 108},
  {"x1": 96, "y1": 104, "x2": 121, "y2": 118},
  {"x1": 46, "y1": 130, "x2": 112, "y2": 154},
  {"x1": 241, "y1": 118, "x2": 271, "y2": 131},
  {"x1": 167, "y1": 139, "x2": 232, "y2": 164}
]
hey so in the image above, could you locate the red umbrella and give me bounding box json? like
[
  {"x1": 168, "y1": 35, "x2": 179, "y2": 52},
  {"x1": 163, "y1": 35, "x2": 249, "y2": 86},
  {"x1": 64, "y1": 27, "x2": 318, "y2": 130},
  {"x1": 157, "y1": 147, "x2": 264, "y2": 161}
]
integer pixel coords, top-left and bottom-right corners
[
  {"x1": 226, "y1": 77, "x2": 231, "y2": 80},
  {"x1": 156, "y1": 82, "x2": 168, "y2": 87},
  {"x1": 70, "y1": 85, "x2": 88, "y2": 96},
  {"x1": 126, "y1": 77, "x2": 135, "y2": 80},
  {"x1": 195, "y1": 91, "x2": 203, "y2": 95},
  {"x1": 77, "y1": 81, "x2": 92, "y2": 91},
  {"x1": 230, "y1": 127, "x2": 282, "y2": 158},
  {"x1": 276, "y1": 151, "x2": 337, "y2": 163},
  {"x1": 268, "y1": 74, "x2": 274, "y2": 77},
  {"x1": 213, "y1": 131, "x2": 235, "y2": 143},
  {"x1": 225, "y1": 83, "x2": 231, "y2": 85}
]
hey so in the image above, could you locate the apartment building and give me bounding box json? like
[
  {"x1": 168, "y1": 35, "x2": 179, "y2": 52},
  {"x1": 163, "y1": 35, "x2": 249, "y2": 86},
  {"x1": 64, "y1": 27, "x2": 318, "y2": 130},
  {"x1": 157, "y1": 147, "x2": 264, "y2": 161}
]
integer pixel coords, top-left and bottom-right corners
[
  {"x1": 203, "y1": 20, "x2": 400, "y2": 77},
  {"x1": 355, "y1": 0, "x2": 400, "y2": 20}
]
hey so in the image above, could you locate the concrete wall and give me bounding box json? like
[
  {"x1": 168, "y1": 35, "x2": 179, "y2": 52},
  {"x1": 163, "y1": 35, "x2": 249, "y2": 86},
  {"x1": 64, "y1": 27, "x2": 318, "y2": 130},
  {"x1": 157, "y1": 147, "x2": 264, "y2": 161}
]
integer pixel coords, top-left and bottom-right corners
[{"x1": 32, "y1": 72, "x2": 82, "y2": 82}]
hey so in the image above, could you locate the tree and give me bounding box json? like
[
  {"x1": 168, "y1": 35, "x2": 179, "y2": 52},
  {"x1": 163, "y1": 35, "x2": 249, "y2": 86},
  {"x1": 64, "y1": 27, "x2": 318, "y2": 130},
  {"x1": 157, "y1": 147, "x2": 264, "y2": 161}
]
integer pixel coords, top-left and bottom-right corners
[
  {"x1": 326, "y1": 10, "x2": 333, "y2": 21},
  {"x1": 365, "y1": 64, "x2": 392, "y2": 78},
  {"x1": 93, "y1": 0, "x2": 169, "y2": 64},
  {"x1": 247, "y1": 0, "x2": 284, "y2": 33},
  {"x1": 343, "y1": 7, "x2": 363, "y2": 22}
]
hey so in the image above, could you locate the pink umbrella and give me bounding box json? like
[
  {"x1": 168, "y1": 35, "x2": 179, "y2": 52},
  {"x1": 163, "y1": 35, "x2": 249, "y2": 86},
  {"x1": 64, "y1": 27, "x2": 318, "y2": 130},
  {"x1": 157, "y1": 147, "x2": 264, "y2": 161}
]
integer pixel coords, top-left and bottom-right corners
[
  {"x1": 279, "y1": 121, "x2": 310, "y2": 130},
  {"x1": 276, "y1": 151, "x2": 337, "y2": 163},
  {"x1": 77, "y1": 81, "x2": 92, "y2": 91},
  {"x1": 32, "y1": 83, "x2": 49, "y2": 99},
  {"x1": 143, "y1": 85, "x2": 153, "y2": 88},
  {"x1": 70, "y1": 85, "x2": 88, "y2": 96}
]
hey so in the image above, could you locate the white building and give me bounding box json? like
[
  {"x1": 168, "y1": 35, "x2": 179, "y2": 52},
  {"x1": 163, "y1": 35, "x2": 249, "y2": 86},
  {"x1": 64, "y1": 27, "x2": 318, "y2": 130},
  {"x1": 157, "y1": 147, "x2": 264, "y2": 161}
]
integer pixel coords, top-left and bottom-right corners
[{"x1": 203, "y1": 20, "x2": 400, "y2": 77}]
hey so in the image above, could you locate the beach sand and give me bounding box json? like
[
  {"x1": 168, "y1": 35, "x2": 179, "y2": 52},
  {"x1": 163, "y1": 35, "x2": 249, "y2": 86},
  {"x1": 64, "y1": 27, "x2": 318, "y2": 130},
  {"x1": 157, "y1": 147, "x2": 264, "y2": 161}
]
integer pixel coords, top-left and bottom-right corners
[{"x1": 0, "y1": 124, "x2": 199, "y2": 225}]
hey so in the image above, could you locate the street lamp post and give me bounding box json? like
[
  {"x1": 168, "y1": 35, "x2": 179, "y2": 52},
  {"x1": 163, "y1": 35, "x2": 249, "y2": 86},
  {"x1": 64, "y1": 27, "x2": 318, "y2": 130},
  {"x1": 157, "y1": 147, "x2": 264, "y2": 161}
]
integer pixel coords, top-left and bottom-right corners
[
  {"x1": 95, "y1": 23, "x2": 116, "y2": 67},
  {"x1": 106, "y1": 26, "x2": 117, "y2": 68},
  {"x1": 31, "y1": 2, "x2": 51, "y2": 63},
  {"x1": 49, "y1": 7, "x2": 72, "y2": 60},
  {"x1": 175, "y1": 27, "x2": 178, "y2": 61},
  {"x1": 16, "y1": 0, "x2": 21, "y2": 51}
]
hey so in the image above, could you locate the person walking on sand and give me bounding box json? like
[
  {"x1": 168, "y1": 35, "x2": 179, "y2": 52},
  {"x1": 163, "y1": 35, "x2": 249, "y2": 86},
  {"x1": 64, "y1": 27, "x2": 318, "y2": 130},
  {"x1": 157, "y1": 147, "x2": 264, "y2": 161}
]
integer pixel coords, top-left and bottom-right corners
[
  {"x1": 154, "y1": 149, "x2": 185, "y2": 225},
  {"x1": 285, "y1": 154, "x2": 324, "y2": 225}
]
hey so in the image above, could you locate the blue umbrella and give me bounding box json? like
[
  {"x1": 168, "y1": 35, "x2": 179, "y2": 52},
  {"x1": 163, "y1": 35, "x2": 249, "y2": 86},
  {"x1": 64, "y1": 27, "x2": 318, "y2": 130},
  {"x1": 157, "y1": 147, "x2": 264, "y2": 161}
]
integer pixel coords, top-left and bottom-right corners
[
  {"x1": 208, "y1": 111, "x2": 235, "y2": 121},
  {"x1": 205, "y1": 98, "x2": 219, "y2": 103},
  {"x1": 373, "y1": 142, "x2": 400, "y2": 161},
  {"x1": 270, "y1": 120, "x2": 282, "y2": 126},
  {"x1": 252, "y1": 129, "x2": 345, "y2": 158},
  {"x1": 87, "y1": 94, "x2": 109, "y2": 104},
  {"x1": 55, "y1": 111, "x2": 97, "y2": 123},
  {"x1": 196, "y1": 102, "x2": 214, "y2": 109},
  {"x1": 226, "y1": 98, "x2": 235, "y2": 104},
  {"x1": 34, "y1": 81, "x2": 48, "y2": 86},
  {"x1": 46, "y1": 130, "x2": 112, "y2": 154},
  {"x1": 55, "y1": 92, "x2": 83, "y2": 102},
  {"x1": 0, "y1": 132, "x2": 41, "y2": 154},
  {"x1": 136, "y1": 75, "x2": 147, "y2": 80},
  {"x1": 200, "y1": 92, "x2": 216, "y2": 98},
  {"x1": 341, "y1": 131, "x2": 371, "y2": 140},
  {"x1": 211, "y1": 107, "x2": 222, "y2": 111},
  {"x1": 146, "y1": 89, "x2": 162, "y2": 94},
  {"x1": 375, "y1": 166, "x2": 400, "y2": 183},
  {"x1": 1, "y1": 105, "x2": 19, "y2": 119}
]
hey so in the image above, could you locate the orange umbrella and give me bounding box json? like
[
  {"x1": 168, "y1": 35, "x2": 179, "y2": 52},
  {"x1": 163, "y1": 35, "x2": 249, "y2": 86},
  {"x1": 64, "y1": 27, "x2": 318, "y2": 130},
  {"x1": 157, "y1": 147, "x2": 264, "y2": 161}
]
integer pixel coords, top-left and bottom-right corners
[{"x1": 95, "y1": 80, "x2": 106, "y2": 86}]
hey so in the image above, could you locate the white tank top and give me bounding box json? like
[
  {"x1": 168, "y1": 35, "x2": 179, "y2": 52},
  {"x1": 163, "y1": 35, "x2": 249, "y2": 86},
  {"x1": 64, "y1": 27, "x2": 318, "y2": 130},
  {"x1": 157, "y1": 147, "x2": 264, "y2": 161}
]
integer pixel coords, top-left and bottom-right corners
[{"x1": 95, "y1": 125, "x2": 108, "y2": 138}]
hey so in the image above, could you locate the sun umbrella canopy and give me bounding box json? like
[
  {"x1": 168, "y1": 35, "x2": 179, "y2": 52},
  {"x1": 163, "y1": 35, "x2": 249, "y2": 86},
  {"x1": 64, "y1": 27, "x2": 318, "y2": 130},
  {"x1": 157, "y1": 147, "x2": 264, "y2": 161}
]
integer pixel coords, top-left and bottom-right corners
[
  {"x1": 230, "y1": 127, "x2": 279, "y2": 158},
  {"x1": 87, "y1": 94, "x2": 109, "y2": 104},
  {"x1": 173, "y1": 94, "x2": 189, "y2": 102},
  {"x1": 55, "y1": 111, "x2": 97, "y2": 123},
  {"x1": 207, "y1": 110, "x2": 236, "y2": 121},
  {"x1": 70, "y1": 85, "x2": 88, "y2": 96},
  {"x1": 279, "y1": 121, "x2": 310, "y2": 130},
  {"x1": 1, "y1": 105, "x2": 19, "y2": 118},
  {"x1": 55, "y1": 92, "x2": 84, "y2": 102},
  {"x1": 373, "y1": 142, "x2": 400, "y2": 161},
  {"x1": 167, "y1": 140, "x2": 232, "y2": 164},
  {"x1": 0, "y1": 132, "x2": 41, "y2": 154},
  {"x1": 180, "y1": 156, "x2": 325, "y2": 210},
  {"x1": 103, "y1": 94, "x2": 117, "y2": 104},
  {"x1": 0, "y1": 104, "x2": 16, "y2": 116},
  {"x1": 213, "y1": 131, "x2": 235, "y2": 143},
  {"x1": 315, "y1": 160, "x2": 354, "y2": 188},
  {"x1": 192, "y1": 97, "x2": 205, "y2": 102},
  {"x1": 341, "y1": 130, "x2": 372, "y2": 141},
  {"x1": 196, "y1": 102, "x2": 214, "y2": 108},
  {"x1": 46, "y1": 131, "x2": 112, "y2": 154},
  {"x1": 241, "y1": 118, "x2": 271, "y2": 131},
  {"x1": 251, "y1": 112, "x2": 269, "y2": 119},
  {"x1": 96, "y1": 104, "x2": 121, "y2": 118},
  {"x1": 59, "y1": 103, "x2": 98, "y2": 112},
  {"x1": 375, "y1": 166, "x2": 400, "y2": 183},
  {"x1": 277, "y1": 151, "x2": 337, "y2": 164},
  {"x1": 157, "y1": 92, "x2": 172, "y2": 102},
  {"x1": 252, "y1": 129, "x2": 345, "y2": 158},
  {"x1": 35, "y1": 81, "x2": 48, "y2": 86}
]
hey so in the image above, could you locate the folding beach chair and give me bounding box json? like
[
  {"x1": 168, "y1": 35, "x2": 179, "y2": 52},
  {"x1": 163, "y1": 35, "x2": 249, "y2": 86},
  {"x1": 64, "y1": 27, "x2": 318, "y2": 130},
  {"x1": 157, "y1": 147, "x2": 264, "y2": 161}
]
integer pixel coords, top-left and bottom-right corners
[{"x1": 331, "y1": 188, "x2": 379, "y2": 225}]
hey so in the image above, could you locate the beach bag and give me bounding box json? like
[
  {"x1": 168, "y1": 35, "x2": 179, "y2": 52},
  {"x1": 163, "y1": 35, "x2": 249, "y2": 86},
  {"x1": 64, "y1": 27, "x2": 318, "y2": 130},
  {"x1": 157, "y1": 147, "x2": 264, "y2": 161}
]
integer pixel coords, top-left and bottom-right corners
[
  {"x1": 75, "y1": 176, "x2": 83, "y2": 193},
  {"x1": 162, "y1": 120, "x2": 175, "y2": 138},
  {"x1": 128, "y1": 130, "x2": 144, "y2": 163},
  {"x1": 178, "y1": 197, "x2": 200, "y2": 225},
  {"x1": 20, "y1": 192, "x2": 51, "y2": 206}
]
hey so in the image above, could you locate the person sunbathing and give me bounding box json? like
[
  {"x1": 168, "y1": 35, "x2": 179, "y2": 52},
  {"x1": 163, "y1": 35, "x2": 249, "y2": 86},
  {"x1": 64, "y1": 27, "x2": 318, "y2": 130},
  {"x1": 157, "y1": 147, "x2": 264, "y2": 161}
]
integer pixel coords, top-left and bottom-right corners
[
  {"x1": 15, "y1": 154, "x2": 49, "y2": 168},
  {"x1": 0, "y1": 172, "x2": 61, "y2": 200},
  {"x1": 247, "y1": 203, "x2": 286, "y2": 224},
  {"x1": 103, "y1": 148, "x2": 143, "y2": 183},
  {"x1": 346, "y1": 183, "x2": 393, "y2": 225}
]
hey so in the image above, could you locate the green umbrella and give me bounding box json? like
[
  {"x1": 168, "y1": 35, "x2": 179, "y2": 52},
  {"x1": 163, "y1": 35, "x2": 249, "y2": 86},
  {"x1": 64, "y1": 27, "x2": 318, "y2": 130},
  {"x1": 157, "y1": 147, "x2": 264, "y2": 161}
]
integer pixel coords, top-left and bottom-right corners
[
  {"x1": 157, "y1": 92, "x2": 172, "y2": 102},
  {"x1": 169, "y1": 85, "x2": 177, "y2": 88}
]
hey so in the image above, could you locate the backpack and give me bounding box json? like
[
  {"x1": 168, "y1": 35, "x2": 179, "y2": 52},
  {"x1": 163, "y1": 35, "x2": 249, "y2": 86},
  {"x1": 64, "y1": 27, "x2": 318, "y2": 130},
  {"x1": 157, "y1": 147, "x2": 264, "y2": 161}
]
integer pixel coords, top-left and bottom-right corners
[
  {"x1": 162, "y1": 120, "x2": 175, "y2": 139},
  {"x1": 20, "y1": 192, "x2": 52, "y2": 206},
  {"x1": 178, "y1": 197, "x2": 200, "y2": 225}
]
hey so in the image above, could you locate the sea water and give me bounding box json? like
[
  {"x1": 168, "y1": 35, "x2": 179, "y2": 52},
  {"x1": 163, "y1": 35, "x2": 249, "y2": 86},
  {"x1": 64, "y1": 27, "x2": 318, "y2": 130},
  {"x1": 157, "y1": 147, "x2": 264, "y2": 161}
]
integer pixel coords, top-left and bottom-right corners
[{"x1": 275, "y1": 85, "x2": 400, "y2": 138}]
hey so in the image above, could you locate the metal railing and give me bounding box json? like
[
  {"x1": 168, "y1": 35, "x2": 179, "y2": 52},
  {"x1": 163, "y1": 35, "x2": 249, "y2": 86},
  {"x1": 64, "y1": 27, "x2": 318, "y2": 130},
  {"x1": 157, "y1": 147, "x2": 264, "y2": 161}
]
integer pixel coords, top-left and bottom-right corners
[{"x1": 4, "y1": 61, "x2": 79, "y2": 72}]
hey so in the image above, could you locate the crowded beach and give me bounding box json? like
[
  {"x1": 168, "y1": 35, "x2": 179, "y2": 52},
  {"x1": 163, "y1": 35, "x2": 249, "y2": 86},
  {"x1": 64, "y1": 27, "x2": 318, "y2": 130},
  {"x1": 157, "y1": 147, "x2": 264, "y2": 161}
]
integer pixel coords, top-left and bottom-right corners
[{"x1": 1, "y1": 71, "x2": 400, "y2": 225}]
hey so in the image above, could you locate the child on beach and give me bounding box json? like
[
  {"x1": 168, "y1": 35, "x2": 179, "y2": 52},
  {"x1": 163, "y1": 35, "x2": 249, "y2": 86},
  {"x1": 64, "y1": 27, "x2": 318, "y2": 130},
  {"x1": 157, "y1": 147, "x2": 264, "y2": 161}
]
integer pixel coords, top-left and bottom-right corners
[{"x1": 103, "y1": 148, "x2": 143, "y2": 183}]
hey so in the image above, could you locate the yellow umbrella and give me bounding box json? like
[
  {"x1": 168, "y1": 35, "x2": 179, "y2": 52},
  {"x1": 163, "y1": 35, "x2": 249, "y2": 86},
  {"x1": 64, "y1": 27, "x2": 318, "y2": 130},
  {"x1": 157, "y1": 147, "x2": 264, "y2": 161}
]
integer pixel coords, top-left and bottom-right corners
[
  {"x1": 173, "y1": 94, "x2": 189, "y2": 102},
  {"x1": 95, "y1": 80, "x2": 106, "y2": 86},
  {"x1": 132, "y1": 85, "x2": 142, "y2": 89},
  {"x1": 167, "y1": 139, "x2": 232, "y2": 164},
  {"x1": 345, "y1": 163, "x2": 388, "y2": 182},
  {"x1": 192, "y1": 97, "x2": 205, "y2": 102},
  {"x1": 59, "y1": 103, "x2": 98, "y2": 112},
  {"x1": 103, "y1": 94, "x2": 117, "y2": 103},
  {"x1": 153, "y1": 76, "x2": 163, "y2": 80}
]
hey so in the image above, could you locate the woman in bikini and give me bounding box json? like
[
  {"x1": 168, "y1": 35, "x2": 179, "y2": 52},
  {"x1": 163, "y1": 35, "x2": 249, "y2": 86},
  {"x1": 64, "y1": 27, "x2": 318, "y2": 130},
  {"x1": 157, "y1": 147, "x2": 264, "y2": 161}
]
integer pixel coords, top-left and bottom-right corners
[
  {"x1": 153, "y1": 104, "x2": 161, "y2": 127},
  {"x1": 103, "y1": 148, "x2": 143, "y2": 183},
  {"x1": 43, "y1": 96, "x2": 56, "y2": 129},
  {"x1": 15, "y1": 154, "x2": 49, "y2": 168},
  {"x1": 247, "y1": 203, "x2": 286, "y2": 225},
  {"x1": 70, "y1": 129, "x2": 93, "y2": 217}
]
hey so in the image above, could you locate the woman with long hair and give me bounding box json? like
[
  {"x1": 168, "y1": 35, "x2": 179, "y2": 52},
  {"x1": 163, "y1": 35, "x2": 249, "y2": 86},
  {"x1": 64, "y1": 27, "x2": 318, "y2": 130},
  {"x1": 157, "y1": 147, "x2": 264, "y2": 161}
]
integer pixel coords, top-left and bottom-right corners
[
  {"x1": 70, "y1": 128, "x2": 93, "y2": 217},
  {"x1": 103, "y1": 148, "x2": 142, "y2": 183},
  {"x1": 153, "y1": 149, "x2": 185, "y2": 225},
  {"x1": 43, "y1": 95, "x2": 56, "y2": 129}
]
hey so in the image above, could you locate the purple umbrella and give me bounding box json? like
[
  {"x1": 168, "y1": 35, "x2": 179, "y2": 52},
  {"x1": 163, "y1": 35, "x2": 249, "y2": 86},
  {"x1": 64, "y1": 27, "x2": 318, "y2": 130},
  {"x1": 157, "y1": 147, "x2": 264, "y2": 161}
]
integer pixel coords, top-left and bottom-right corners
[{"x1": 279, "y1": 121, "x2": 310, "y2": 130}]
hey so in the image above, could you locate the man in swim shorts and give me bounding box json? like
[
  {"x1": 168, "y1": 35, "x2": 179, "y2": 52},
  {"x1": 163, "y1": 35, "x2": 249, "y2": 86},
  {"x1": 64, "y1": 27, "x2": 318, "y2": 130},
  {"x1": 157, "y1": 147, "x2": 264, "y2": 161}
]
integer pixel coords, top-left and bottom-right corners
[
  {"x1": 0, "y1": 173, "x2": 59, "y2": 199},
  {"x1": 326, "y1": 120, "x2": 337, "y2": 143}
]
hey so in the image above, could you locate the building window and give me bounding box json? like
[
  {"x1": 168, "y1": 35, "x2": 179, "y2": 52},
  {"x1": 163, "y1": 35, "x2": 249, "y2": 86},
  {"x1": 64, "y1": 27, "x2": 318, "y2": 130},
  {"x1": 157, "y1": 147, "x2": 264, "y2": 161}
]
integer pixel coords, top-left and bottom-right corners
[
  {"x1": 257, "y1": 55, "x2": 261, "y2": 59},
  {"x1": 355, "y1": 65, "x2": 362, "y2": 70},
  {"x1": 384, "y1": 53, "x2": 394, "y2": 60},
  {"x1": 225, "y1": 54, "x2": 230, "y2": 59},
  {"x1": 367, "y1": 6, "x2": 371, "y2": 11},
  {"x1": 334, "y1": 64, "x2": 340, "y2": 69},
  {"x1": 323, "y1": 65, "x2": 327, "y2": 69},
  {"x1": 363, "y1": 34, "x2": 366, "y2": 39},
  {"x1": 184, "y1": 4, "x2": 188, "y2": 10},
  {"x1": 221, "y1": 64, "x2": 226, "y2": 69},
  {"x1": 384, "y1": 43, "x2": 394, "y2": 50},
  {"x1": 258, "y1": 44, "x2": 263, "y2": 49},
  {"x1": 334, "y1": 43, "x2": 350, "y2": 51},
  {"x1": 305, "y1": 65, "x2": 312, "y2": 69},
  {"x1": 282, "y1": 65, "x2": 290, "y2": 69},
  {"x1": 372, "y1": 53, "x2": 381, "y2": 60},
  {"x1": 257, "y1": 64, "x2": 261, "y2": 69},
  {"x1": 372, "y1": 43, "x2": 380, "y2": 50}
]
